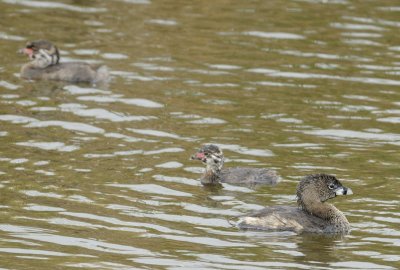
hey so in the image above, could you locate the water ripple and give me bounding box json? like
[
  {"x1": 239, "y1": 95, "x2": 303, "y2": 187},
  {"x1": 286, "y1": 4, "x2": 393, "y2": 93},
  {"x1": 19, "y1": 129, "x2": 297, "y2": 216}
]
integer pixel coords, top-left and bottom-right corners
[
  {"x1": 2, "y1": 0, "x2": 107, "y2": 13},
  {"x1": 60, "y1": 104, "x2": 156, "y2": 122},
  {"x1": 217, "y1": 143, "x2": 274, "y2": 157},
  {"x1": 127, "y1": 128, "x2": 193, "y2": 141},
  {"x1": 61, "y1": 212, "x2": 186, "y2": 234},
  {"x1": 330, "y1": 22, "x2": 386, "y2": 31},
  {"x1": 303, "y1": 129, "x2": 400, "y2": 143},
  {"x1": 0, "y1": 80, "x2": 20, "y2": 90},
  {"x1": 77, "y1": 95, "x2": 164, "y2": 108},
  {"x1": 0, "y1": 224, "x2": 153, "y2": 255},
  {"x1": 243, "y1": 31, "x2": 305, "y2": 39},
  {"x1": 108, "y1": 183, "x2": 192, "y2": 197},
  {"x1": 330, "y1": 261, "x2": 396, "y2": 269},
  {"x1": 16, "y1": 141, "x2": 79, "y2": 152},
  {"x1": 0, "y1": 248, "x2": 79, "y2": 257},
  {"x1": 247, "y1": 68, "x2": 400, "y2": 86},
  {"x1": 152, "y1": 174, "x2": 199, "y2": 186},
  {"x1": 63, "y1": 85, "x2": 111, "y2": 95},
  {"x1": 25, "y1": 120, "x2": 104, "y2": 134}
]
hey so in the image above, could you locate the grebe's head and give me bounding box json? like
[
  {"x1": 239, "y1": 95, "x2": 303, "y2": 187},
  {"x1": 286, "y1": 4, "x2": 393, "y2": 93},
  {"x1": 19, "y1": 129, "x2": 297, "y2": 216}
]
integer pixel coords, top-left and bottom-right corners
[
  {"x1": 191, "y1": 144, "x2": 224, "y2": 172},
  {"x1": 297, "y1": 174, "x2": 353, "y2": 209},
  {"x1": 20, "y1": 40, "x2": 59, "y2": 68}
]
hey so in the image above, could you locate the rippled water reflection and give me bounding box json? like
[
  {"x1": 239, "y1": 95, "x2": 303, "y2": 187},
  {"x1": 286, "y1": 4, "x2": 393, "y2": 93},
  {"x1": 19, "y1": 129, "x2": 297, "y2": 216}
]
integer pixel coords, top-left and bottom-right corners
[{"x1": 1, "y1": 0, "x2": 400, "y2": 269}]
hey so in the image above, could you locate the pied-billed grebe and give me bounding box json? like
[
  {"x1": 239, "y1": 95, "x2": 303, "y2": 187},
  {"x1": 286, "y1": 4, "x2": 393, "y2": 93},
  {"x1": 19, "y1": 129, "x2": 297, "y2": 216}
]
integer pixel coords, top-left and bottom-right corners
[
  {"x1": 19, "y1": 40, "x2": 108, "y2": 84},
  {"x1": 237, "y1": 174, "x2": 353, "y2": 234},
  {"x1": 190, "y1": 144, "x2": 279, "y2": 186}
]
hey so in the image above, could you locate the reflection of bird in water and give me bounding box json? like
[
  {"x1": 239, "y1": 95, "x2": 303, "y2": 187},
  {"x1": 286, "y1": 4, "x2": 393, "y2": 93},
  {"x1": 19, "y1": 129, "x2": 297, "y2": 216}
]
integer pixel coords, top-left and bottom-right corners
[
  {"x1": 293, "y1": 233, "x2": 347, "y2": 265},
  {"x1": 19, "y1": 40, "x2": 108, "y2": 84},
  {"x1": 237, "y1": 174, "x2": 353, "y2": 234},
  {"x1": 190, "y1": 144, "x2": 279, "y2": 187}
]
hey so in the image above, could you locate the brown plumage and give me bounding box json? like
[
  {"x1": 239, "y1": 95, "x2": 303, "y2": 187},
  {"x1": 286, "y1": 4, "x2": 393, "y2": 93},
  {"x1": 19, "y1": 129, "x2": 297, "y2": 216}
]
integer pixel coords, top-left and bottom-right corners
[
  {"x1": 190, "y1": 144, "x2": 279, "y2": 186},
  {"x1": 237, "y1": 174, "x2": 353, "y2": 234},
  {"x1": 19, "y1": 40, "x2": 108, "y2": 84}
]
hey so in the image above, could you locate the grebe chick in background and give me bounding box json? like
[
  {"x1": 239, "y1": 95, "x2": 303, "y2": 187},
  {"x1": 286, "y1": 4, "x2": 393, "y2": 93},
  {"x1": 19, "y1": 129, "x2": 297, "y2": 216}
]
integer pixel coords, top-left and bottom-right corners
[
  {"x1": 19, "y1": 40, "x2": 108, "y2": 84},
  {"x1": 190, "y1": 144, "x2": 279, "y2": 186}
]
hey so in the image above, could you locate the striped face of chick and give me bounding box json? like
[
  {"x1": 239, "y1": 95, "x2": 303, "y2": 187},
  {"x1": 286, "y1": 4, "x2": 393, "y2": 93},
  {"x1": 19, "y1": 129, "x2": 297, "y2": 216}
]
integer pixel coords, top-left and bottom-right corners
[
  {"x1": 21, "y1": 40, "x2": 60, "y2": 68},
  {"x1": 191, "y1": 144, "x2": 224, "y2": 171}
]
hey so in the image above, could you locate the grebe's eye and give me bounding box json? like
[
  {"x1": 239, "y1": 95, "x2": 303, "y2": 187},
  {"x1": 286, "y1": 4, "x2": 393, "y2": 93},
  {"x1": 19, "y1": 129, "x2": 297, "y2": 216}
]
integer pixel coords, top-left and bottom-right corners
[{"x1": 328, "y1": 184, "x2": 335, "y2": 190}]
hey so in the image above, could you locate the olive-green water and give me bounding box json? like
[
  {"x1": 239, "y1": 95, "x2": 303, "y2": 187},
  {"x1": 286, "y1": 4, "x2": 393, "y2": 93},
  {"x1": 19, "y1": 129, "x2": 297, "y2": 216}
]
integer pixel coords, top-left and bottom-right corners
[{"x1": 0, "y1": 0, "x2": 399, "y2": 269}]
